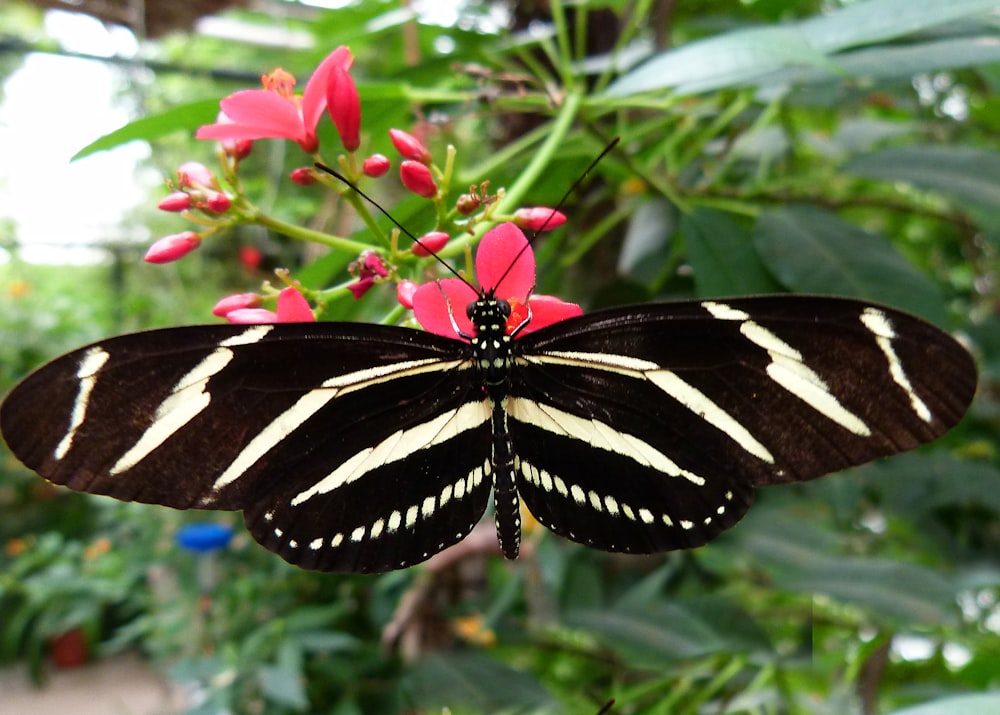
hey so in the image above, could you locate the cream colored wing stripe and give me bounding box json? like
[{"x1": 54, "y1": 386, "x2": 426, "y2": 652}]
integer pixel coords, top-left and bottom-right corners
[
  {"x1": 54, "y1": 347, "x2": 111, "y2": 461},
  {"x1": 860, "y1": 307, "x2": 933, "y2": 423}
]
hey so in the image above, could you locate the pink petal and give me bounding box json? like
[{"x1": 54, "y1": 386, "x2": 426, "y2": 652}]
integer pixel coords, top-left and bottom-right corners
[
  {"x1": 217, "y1": 91, "x2": 304, "y2": 140},
  {"x1": 476, "y1": 223, "x2": 534, "y2": 302},
  {"x1": 275, "y1": 286, "x2": 315, "y2": 322},
  {"x1": 196, "y1": 124, "x2": 282, "y2": 142},
  {"x1": 412, "y1": 278, "x2": 478, "y2": 339},
  {"x1": 327, "y1": 66, "x2": 361, "y2": 152},
  {"x1": 517, "y1": 294, "x2": 583, "y2": 335},
  {"x1": 302, "y1": 46, "x2": 354, "y2": 134},
  {"x1": 226, "y1": 308, "x2": 279, "y2": 324}
]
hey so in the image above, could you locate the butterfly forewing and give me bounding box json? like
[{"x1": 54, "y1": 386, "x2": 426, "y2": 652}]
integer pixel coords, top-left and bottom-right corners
[
  {"x1": 509, "y1": 296, "x2": 976, "y2": 553},
  {"x1": 1, "y1": 323, "x2": 495, "y2": 571}
]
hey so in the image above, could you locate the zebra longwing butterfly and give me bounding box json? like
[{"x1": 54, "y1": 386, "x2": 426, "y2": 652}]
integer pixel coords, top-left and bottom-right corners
[{"x1": 0, "y1": 224, "x2": 977, "y2": 573}]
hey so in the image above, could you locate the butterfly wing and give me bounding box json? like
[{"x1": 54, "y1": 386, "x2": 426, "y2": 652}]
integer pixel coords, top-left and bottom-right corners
[
  {"x1": 510, "y1": 296, "x2": 976, "y2": 553},
  {"x1": 1, "y1": 323, "x2": 492, "y2": 572}
]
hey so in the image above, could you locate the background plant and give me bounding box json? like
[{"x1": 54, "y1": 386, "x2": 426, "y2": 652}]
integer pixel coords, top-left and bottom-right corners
[{"x1": 1, "y1": 0, "x2": 998, "y2": 713}]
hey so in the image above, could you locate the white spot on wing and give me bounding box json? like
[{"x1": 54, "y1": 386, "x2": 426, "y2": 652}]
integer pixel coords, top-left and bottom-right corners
[
  {"x1": 861, "y1": 308, "x2": 933, "y2": 423},
  {"x1": 55, "y1": 347, "x2": 111, "y2": 460}
]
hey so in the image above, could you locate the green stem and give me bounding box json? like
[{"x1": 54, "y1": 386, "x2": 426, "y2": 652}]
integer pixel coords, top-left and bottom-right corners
[{"x1": 250, "y1": 210, "x2": 372, "y2": 254}]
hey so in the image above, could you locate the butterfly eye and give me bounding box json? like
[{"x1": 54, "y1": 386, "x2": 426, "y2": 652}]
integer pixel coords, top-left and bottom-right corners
[
  {"x1": 465, "y1": 302, "x2": 476, "y2": 320},
  {"x1": 498, "y1": 300, "x2": 511, "y2": 318}
]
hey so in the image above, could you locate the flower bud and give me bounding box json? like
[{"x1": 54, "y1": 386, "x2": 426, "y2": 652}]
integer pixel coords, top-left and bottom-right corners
[
  {"x1": 327, "y1": 66, "x2": 361, "y2": 152},
  {"x1": 362, "y1": 154, "x2": 390, "y2": 177},
  {"x1": 396, "y1": 280, "x2": 418, "y2": 309},
  {"x1": 144, "y1": 231, "x2": 201, "y2": 264},
  {"x1": 290, "y1": 167, "x2": 316, "y2": 185},
  {"x1": 158, "y1": 191, "x2": 191, "y2": 212},
  {"x1": 212, "y1": 292, "x2": 262, "y2": 317},
  {"x1": 361, "y1": 251, "x2": 389, "y2": 277},
  {"x1": 204, "y1": 191, "x2": 231, "y2": 213},
  {"x1": 513, "y1": 207, "x2": 567, "y2": 231},
  {"x1": 176, "y1": 161, "x2": 214, "y2": 188},
  {"x1": 275, "y1": 286, "x2": 315, "y2": 322},
  {"x1": 400, "y1": 160, "x2": 438, "y2": 198},
  {"x1": 389, "y1": 128, "x2": 432, "y2": 164},
  {"x1": 239, "y1": 246, "x2": 263, "y2": 271},
  {"x1": 412, "y1": 231, "x2": 449, "y2": 257},
  {"x1": 226, "y1": 308, "x2": 279, "y2": 324}
]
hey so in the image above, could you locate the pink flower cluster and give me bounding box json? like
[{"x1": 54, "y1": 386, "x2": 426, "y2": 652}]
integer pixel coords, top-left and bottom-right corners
[{"x1": 147, "y1": 44, "x2": 581, "y2": 338}]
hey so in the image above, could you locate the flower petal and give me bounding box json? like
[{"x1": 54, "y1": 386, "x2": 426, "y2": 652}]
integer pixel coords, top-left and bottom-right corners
[
  {"x1": 226, "y1": 308, "x2": 279, "y2": 324},
  {"x1": 412, "y1": 278, "x2": 477, "y2": 339},
  {"x1": 216, "y1": 91, "x2": 304, "y2": 140},
  {"x1": 302, "y1": 46, "x2": 353, "y2": 134},
  {"x1": 517, "y1": 294, "x2": 583, "y2": 335},
  {"x1": 275, "y1": 286, "x2": 315, "y2": 322},
  {"x1": 476, "y1": 223, "x2": 534, "y2": 302}
]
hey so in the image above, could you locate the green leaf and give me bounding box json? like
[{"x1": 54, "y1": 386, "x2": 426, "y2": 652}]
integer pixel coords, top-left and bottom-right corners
[
  {"x1": 885, "y1": 693, "x2": 1000, "y2": 715},
  {"x1": 404, "y1": 652, "x2": 557, "y2": 714},
  {"x1": 753, "y1": 206, "x2": 948, "y2": 324},
  {"x1": 845, "y1": 145, "x2": 1000, "y2": 210},
  {"x1": 258, "y1": 663, "x2": 309, "y2": 711},
  {"x1": 796, "y1": 0, "x2": 1000, "y2": 53},
  {"x1": 71, "y1": 99, "x2": 221, "y2": 161},
  {"x1": 617, "y1": 198, "x2": 675, "y2": 277},
  {"x1": 680, "y1": 207, "x2": 782, "y2": 297}
]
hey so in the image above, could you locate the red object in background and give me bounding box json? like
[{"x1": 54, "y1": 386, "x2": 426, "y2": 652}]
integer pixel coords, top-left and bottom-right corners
[{"x1": 49, "y1": 628, "x2": 89, "y2": 668}]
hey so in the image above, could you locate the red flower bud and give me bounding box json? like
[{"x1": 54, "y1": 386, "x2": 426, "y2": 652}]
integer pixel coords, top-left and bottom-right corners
[
  {"x1": 513, "y1": 207, "x2": 567, "y2": 231},
  {"x1": 400, "y1": 160, "x2": 438, "y2": 198},
  {"x1": 226, "y1": 308, "x2": 279, "y2": 324},
  {"x1": 412, "y1": 231, "x2": 449, "y2": 257},
  {"x1": 212, "y1": 292, "x2": 262, "y2": 317},
  {"x1": 225, "y1": 138, "x2": 253, "y2": 160},
  {"x1": 144, "y1": 231, "x2": 201, "y2": 264},
  {"x1": 362, "y1": 154, "x2": 390, "y2": 177},
  {"x1": 204, "y1": 191, "x2": 231, "y2": 213},
  {"x1": 396, "y1": 280, "x2": 418, "y2": 309},
  {"x1": 290, "y1": 167, "x2": 316, "y2": 185},
  {"x1": 158, "y1": 191, "x2": 191, "y2": 212},
  {"x1": 177, "y1": 161, "x2": 214, "y2": 188},
  {"x1": 389, "y1": 128, "x2": 432, "y2": 164},
  {"x1": 327, "y1": 66, "x2": 361, "y2": 152},
  {"x1": 239, "y1": 246, "x2": 263, "y2": 271}
]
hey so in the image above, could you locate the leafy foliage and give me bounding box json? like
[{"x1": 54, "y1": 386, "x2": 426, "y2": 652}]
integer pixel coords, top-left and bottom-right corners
[{"x1": 1, "y1": 0, "x2": 998, "y2": 713}]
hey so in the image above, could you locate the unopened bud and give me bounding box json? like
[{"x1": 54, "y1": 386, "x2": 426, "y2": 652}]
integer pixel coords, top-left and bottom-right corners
[
  {"x1": 158, "y1": 192, "x2": 191, "y2": 212},
  {"x1": 177, "y1": 161, "x2": 214, "y2": 188},
  {"x1": 513, "y1": 207, "x2": 567, "y2": 231},
  {"x1": 212, "y1": 292, "x2": 262, "y2": 317},
  {"x1": 204, "y1": 191, "x2": 231, "y2": 213},
  {"x1": 396, "y1": 280, "x2": 418, "y2": 309},
  {"x1": 362, "y1": 154, "x2": 390, "y2": 178},
  {"x1": 400, "y1": 160, "x2": 438, "y2": 198},
  {"x1": 389, "y1": 128, "x2": 432, "y2": 164},
  {"x1": 412, "y1": 231, "x2": 449, "y2": 257},
  {"x1": 145, "y1": 231, "x2": 201, "y2": 264},
  {"x1": 290, "y1": 167, "x2": 316, "y2": 186}
]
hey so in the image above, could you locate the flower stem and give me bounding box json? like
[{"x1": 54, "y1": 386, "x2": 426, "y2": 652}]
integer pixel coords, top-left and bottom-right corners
[{"x1": 250, "y1": 210, "x2": 372, "y2": 254}]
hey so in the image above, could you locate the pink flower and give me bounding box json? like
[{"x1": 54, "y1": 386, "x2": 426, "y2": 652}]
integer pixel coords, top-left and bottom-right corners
[
  {"x1": 362, "y1": 154, "x2": 390, "y2": 177},
  {"x1": 144, "y1": 231, "x2": 201, "y2": 264},
  {"x1": 412, "y1": 222, "x2": 581, "y2": 339},
  {"x1": 513, "y1": 207, "x2": 567, "y2": 231},
  {"x1": 400, "y1": 160, "x2": 437, "y2": 198},
  {"x1": 226, "y1": 287, "x2": 314, "y2": 323},
  {"x1": 347, "y1": 251, "x2": 388, "y2": 300},
  {"x1": 389, "y1": 128, "x2": 432, "y2": 164},
  {"x1": 212, "y1": 292, "x2": 261, "y2": 317},
  {"x1": 196, "y1": 46, "x2": 354, "y2": 153},
  {"x1": 327, "y1": 66, "x2": 360, "y2": 152},
  {"x1": 412, "y1": 231, "x2": 449, "y2": 257}
]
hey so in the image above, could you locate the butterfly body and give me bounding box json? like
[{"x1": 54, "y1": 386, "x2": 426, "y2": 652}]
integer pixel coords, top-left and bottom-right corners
[{"x1": 0, "y1": 295, "x2": 977, "y2": 573}]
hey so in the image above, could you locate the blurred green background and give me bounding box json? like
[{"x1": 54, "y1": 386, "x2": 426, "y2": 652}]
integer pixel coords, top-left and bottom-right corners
[{"x1": 1, "y1": 1, "x2": 998, "y2": 713}]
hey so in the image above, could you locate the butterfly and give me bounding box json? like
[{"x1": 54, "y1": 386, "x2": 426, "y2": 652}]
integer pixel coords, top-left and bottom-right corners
[{"x1": 0, "y1": 223, "x2": 977, "y2": 573}]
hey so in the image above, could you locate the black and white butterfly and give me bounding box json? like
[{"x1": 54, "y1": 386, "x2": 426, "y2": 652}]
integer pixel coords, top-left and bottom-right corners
[{"x1": 0, "y1": 238, "x2": 976, "y2": 573}]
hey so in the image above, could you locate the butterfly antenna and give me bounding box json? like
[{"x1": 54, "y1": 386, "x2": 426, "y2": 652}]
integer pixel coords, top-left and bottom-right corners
[
  {"x1": 314, "y1": 162, "x2": 473, "y2": 289},
  {"x1": 493, "y1": 137, "x2": 620, "y2": 290}
]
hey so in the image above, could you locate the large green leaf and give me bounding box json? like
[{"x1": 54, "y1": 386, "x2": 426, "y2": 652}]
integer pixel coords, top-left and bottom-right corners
[
  {"x1": 886, "y1": 693, "x2": 1000, "y2": 715},
  {"x1": 680, "y1": 207, "x2": 782, "y2": 297},
  {"x1": 605, "y1": 0, "x2": 999, "y2": 95},
  {"x1": 753, "y1": 206, "x2": 948, "y2": 324},
  {"x1": 404, "y1": 652, "x2": 559, "y2": 715},
  {"x1": 72, "y1": 99, "x2": 222, "y2": 161},
  {"x1": 845, "y1": 145, "x2": 1000, "y2": 210},
  {"x1": 566, "y1": 599, "x2": 772, "y2": 667}
]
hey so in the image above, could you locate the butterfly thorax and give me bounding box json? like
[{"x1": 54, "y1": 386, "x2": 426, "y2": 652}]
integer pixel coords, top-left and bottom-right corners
[{"x1": 468, "y1": 296, "x2": 514, "y2": 399}]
